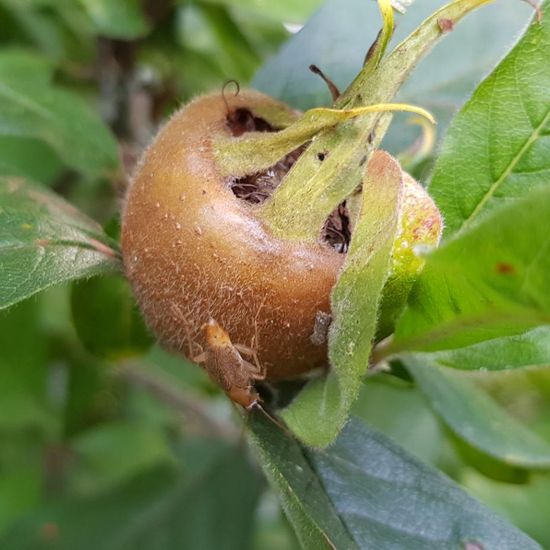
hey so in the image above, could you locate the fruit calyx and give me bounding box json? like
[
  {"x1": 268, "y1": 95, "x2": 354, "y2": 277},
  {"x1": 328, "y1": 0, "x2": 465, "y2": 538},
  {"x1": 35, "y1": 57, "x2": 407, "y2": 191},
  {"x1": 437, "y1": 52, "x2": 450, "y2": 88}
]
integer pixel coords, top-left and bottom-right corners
[{"x1": 223, "y1": 100, "x2": 353, "y2": 253}]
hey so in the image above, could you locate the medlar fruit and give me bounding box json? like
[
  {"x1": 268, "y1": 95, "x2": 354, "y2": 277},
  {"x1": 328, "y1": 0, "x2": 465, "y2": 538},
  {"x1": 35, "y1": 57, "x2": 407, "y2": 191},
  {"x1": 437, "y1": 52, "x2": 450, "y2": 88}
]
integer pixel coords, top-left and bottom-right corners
[{"x1": 121, "y1": 89, "x2": 441, "y2": 389}]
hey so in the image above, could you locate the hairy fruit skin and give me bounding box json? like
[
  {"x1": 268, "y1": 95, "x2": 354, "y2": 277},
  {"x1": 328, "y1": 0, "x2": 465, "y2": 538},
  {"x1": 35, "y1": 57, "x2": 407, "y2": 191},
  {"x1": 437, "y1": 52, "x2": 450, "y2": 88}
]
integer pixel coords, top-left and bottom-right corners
[
  {"x1": 122, "y1": 91, "x2": 344, "y2": 381},
  {"x1": 122, "y1": 90, "x2": 442, "y2": 383}
]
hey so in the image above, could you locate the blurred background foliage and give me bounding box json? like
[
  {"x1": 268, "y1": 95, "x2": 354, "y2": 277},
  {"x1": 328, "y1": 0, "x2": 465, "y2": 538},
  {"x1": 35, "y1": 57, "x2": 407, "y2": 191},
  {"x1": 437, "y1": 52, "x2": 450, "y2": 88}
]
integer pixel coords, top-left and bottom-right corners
[{"x1": 0, "y1": 0, "x2": 548, "y2": 548}]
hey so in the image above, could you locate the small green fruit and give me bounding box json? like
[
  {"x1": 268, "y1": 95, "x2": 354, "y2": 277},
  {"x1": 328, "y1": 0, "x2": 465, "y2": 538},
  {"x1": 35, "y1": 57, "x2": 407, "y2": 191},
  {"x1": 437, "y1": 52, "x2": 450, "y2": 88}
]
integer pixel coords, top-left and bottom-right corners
[{"x1": 378, "y1": 172, "x2": 443, "y2": 337}]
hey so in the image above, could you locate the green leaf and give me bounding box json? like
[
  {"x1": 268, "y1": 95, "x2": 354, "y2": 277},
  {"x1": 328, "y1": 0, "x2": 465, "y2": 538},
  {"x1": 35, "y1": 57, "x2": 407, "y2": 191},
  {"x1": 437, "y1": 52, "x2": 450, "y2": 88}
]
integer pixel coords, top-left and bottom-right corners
[
  {"x1": 405, "y1": 355, "x2": 550, "y2": 469},
  {"x1": 0, "y1": 49, "x2": 54, "y2": 85},
  {"x1": 249, "y1": 0, "x2": 384, "y2": 108},
  {"x1": 0, "y1": 0, "x2": 95, "y2": 64},
  {"x1": 430, "y1": 1, "x2": 550, "y2": 237},
  {"x1": 387, "y1": 0, "x2": 535, "y2": 152},
  {"x1": 464, "y1": 468, "x2": 550, "y2": 548},
  {"x1": 476, "y1": 367, "x2": 550, "y2": 443},
  {"x1": 68, "y1": 422, "x2": 174, "y2": 496},
  {"x1": 71, "y1": 274, "x2": 153, "y2": 359},
  {"x1": 392, "y1": 187, "x2": 550, "y2": 353},
  {"x1": 0, "y1": 177, "x2": 120, "y2": 310},
  {"x1": 0, "y1": 61, "x2": 120, "y2": 178},
  {"x1": 197, "y1": 0, "x2": 323, "y2": 23},
  {"x1": 0, "y1": 136, "x2": 62, "y2": 183},
  {"x1": 352, "y1": 376, "x2": 445, "y2": 467},
  {"x1": 0, "y1": 52, "x2": 62, "y2": 182},
  {"x1": 249, "y1": 412, "x2": 539, "y2": 549},
  {"x1": 0, "y1": 297, "x2": 54, "y2": 532},
  {"x1": 427, "y1": 326, "x2": 550, "y2": 372},
  {"x1": 64, "y1": 353, "x2": 110, "y2": 437},
  {"x1": 247, "y1": 413, "x2": 358, "y2": 549},
  {"x1": 78, "y1": 0, "x2": 150, "y2": 39},
  {"x1": 281, "y1": 152, "x2": 402, "y2": 447},
  {"x1": 0, "y1": 434, "x2": 44, "y2": 536},
  {"x1": 196, "y1": 5, "x2": 260, "y2": 81},
  {"x1": 0, "y1": 298, "x2": 55, "y2": 434},
  {"x1": 0, "y1": 441, "x2": 262, "y2": 550}
]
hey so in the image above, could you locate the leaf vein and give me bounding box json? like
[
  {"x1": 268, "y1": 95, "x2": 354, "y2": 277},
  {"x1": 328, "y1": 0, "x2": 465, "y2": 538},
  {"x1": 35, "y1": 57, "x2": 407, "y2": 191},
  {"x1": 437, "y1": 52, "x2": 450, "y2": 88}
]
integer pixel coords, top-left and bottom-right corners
[{"x1": 461, "y1": 107, "x2": 550, "y2": 231}]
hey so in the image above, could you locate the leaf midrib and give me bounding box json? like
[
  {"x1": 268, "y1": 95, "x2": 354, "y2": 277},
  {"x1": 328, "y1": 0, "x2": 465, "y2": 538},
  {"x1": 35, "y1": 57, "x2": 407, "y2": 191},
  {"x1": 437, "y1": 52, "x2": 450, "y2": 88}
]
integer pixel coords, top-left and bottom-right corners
[
  {"x1": 460, "y1": 107, "x2": 550, "y2": 232},
  {"x1": 394, "y1": 308, "x2": 550, "y2": 355},
  {"x1": 313, "y1": 448, "x2": 489, "y2": 545},
  {"x1": 0, "y1": 81, "x2": 54, "y2": 121},
  {"x1": 0, "y1": 239, "x2": 107, "y2": 253},
  {"x1": 271, "y1": 450, "x2": 354, "y2": 549}
]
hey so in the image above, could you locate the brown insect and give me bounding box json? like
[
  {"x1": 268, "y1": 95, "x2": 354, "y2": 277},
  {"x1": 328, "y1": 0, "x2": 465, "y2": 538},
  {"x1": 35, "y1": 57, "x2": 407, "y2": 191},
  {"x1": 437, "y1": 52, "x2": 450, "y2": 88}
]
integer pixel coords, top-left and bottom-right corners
[{"x1": 193, "y1": 319, "x2": 266, "y2": 409}]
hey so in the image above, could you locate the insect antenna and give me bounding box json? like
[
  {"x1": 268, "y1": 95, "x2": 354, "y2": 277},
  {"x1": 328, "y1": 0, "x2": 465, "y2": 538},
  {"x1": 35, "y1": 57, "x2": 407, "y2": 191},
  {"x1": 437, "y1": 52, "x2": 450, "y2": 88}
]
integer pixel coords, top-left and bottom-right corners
[{"x1": 253, "y1": 402, "x2": 291, "y2": 434}]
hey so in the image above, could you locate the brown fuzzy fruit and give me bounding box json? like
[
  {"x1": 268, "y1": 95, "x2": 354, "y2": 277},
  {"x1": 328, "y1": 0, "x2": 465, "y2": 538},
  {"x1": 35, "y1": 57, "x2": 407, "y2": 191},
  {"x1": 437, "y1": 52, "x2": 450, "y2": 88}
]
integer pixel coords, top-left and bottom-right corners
[
  {"x1": 122, "y1": 91, "x2": 344, "y2": 381},
  {"x1": 121, "y1": 89, "x2": 442, "y2": 384}
]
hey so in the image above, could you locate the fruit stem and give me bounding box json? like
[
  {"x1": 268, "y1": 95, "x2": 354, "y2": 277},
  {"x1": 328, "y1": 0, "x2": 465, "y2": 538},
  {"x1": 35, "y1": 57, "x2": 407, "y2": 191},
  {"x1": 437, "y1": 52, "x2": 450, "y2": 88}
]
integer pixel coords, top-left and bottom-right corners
[{"x1": 370, "y1": 335, "x2": 395, "y2": 366}]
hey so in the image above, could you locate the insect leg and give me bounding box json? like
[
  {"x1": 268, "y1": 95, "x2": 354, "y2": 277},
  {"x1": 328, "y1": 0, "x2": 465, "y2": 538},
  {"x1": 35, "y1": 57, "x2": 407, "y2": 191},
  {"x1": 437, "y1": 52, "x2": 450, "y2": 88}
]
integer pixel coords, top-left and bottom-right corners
[
  {"x1": 192, "y1": 351, "x2": 208, "y2": 363},
  {"x1": 242, "y1": 360, "x2": 265, "y2": 381},
  {"x1": 234, "y1": 344, "x2": 264, "y2": 377}
]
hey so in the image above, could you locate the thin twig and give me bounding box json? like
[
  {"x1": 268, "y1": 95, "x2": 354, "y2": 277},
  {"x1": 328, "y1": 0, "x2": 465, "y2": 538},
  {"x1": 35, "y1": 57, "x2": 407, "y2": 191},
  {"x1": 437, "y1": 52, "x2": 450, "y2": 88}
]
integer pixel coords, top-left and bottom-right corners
[
  {"x1": 370, "y1": 335, "x2": 395, "y2": 366},
  {"x1": 116, "y1": 361, "x2": 240, "y2": 442}
]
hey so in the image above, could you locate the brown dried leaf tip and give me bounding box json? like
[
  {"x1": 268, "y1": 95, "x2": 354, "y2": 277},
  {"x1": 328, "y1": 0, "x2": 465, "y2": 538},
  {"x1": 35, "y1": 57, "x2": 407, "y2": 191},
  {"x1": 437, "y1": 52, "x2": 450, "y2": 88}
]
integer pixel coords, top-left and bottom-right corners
[{"x1": 309, "y1": 64, "x2": 341, "y2": 101}]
